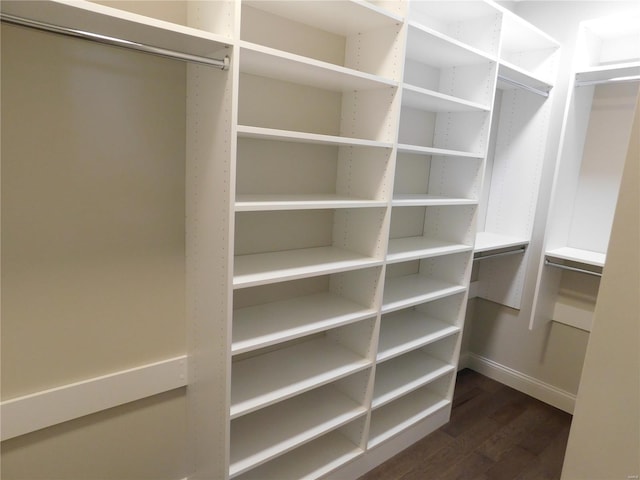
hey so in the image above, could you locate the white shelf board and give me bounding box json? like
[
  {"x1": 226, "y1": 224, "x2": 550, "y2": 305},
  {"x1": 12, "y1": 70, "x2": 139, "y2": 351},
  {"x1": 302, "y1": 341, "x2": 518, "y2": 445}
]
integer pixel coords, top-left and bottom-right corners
[
  {"x1": 546, "y1": 247, "x2": 606, "y2": 268},
  {"x1": 231, "y1": 337, "x2": 370, "y2": 419},
  {"x1": 406, "y1": 21, "x2": 496, "y2": 67},
  {"x1": 378, "y1": 310, "x2": 459, "y2": 363},
  {"x1": 387, "y1": 237, "x2": 472, "y2": 264},
  {"x1": 575, "y1": 61, "x2": 640, "y2": 85},
  {"x1": 244, "y1": 0, "x2": 402, "y2": 37},
  {"x1": 499, "y1": 10, "x2": 559, "y2": 54},
  {"x1": 232, "y1": 292, "x2": 376, "y2": 355},
  {"x1": 397, "y1": 143, "x2": 483, "y2": 159},
  {"x1": 240, "y1": 42, "x2": 397, "y2": 92},
  {"x1": 498, "y1": 61, "x2": 553, "y2": 93},
  {"x1": 235, "y1": 194, "x2": 386, "y2": 211},
  {"x1": 235, "y1": 430, "x2": 362, "y2": 480},
  {"x1": 368, "y1": 388, "x2": 450, "y2": 448},
  {"x1": 373, "y1": 350, "x2": 455, "y2": 409},
  {"x1": 402, "y1": 84, "x2": 490, "y2": 112},
  {"x1": 230, "y1": 384, "x2": 366, "y2": 478},
  {"x1": 392, "y1": 194, "x2": 477, "y2": 207},
  {"x1": 382, "y1": 275, "x2": 466, "y2": 314},
  {"x1": 1, "y1": 0, "x2": 231, "y2": 57},
  {"x1": 237, "y1": 125, "x2": 393, "y2": 149},
  {"x1": 234, "y1": 246, "x2": 382, "y2": 289},
  {"x1": 474, "y1": 232, "x2": 529, "y2": 254}
]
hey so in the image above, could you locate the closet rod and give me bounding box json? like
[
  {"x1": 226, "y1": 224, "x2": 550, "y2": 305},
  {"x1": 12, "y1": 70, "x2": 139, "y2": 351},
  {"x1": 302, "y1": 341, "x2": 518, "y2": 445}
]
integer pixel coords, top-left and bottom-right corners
[
  {"x1": 0, "y1": 13, "x2": 230, "y2": 70},
  {"x1": 544, "y1": 258, "x2": 602, "y2": 277},
  {"x1": 497, "y1": 74, "x2": 549, "y2": 98},
  {"x1": 575, "y1": 75, "x2": 640, "y2": 87},
  {"x1": 474, "y1": 246, "x2": 526, "y2": 261}
]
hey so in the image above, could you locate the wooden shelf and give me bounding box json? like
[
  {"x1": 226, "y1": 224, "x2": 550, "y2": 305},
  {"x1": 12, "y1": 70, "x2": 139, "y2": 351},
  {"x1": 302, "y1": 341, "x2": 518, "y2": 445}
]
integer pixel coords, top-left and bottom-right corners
[
  {"x1": 474, "y1": 232, "x2": 529, "y2": 254},
  {"x1": 240, "y1": 42, "x2": 397, "y2": 92},
  {"x1": 498, "y1": 61, "x2": 553, "y2": 95},
  {"x1": 234, "y1": 246, "x2": 382, "y2": 289},
  {"x1": 392, "y1": 194, "x2": 477, "y2": 207},
  {"x1": 546, "y1": 247, "x2": 606, "y2": 268},
  {"x1": 402, "y1": 83, "x2": 490, "y2": 112},
  {"x1": 237, "y1": 125, "x2": 393, "y2": 149},
  {"x1": 575, "y1": 61, "x2": 640, "y2": 85},
  {"x1": 232, "y1": 292, "x2": 376, "y2": 355},
  {"x1": 378, "y1": 310, "x2": 459, "y2": 362},
  {"x1": 234, "y1": 429, "x2": 362, "y2": 480},
  {"x1": 373, "y1": 350, "x2": 455, "y2": 409},
  {"x1": 243, "y1": 0, "x2": 402, "y2": 37},
  {"x1": 382, "y1": 275, "x2": 466, "y2": 314},
  {"x1": 387, "y1": 237, "x2": 472, "y2": 264},
  {"x1": 1, "y1": 0, "x2": 232, "y2": 56},
  {"x1": 235, "y1": 194, "x2": 386, "y2": 211},
  {"x1": 230, "y1": 384, "x2": 366, "y2": 478},
  {"x1": 231, "y1": 337, "x2": 370, "y2": 419},
  {"x1": 368, "y1": 387, "x2": 450, "y2": 448},
  {"x1": 397, "y1": 143, "x2": 483, "y2": 159},
  {"x1": 406, "y1": 21, "x2": 496, "y2": 67}
]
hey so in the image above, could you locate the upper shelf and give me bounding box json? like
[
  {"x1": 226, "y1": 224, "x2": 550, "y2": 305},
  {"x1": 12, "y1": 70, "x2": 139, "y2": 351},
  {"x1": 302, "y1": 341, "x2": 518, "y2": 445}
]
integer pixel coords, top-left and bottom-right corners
[
  {"x1": 575, "y1": 62, "x2": 640, "y2": 87},
  {"x1": 402, "y1": 84, "x2": 490, "y2": 113},
  {"x1": 1, "y1": 0, "x2": 232, "y2": 59},
  {"x1": 474, "y1": 232, "x2": 528, "y2": 254},
  {"x1": 240, "y1": 42, "x2": 397, "y2": 92},
  {"x1": 237, "y1": 125, "x2": 393, "y2": 149},
  {"x1": 243, "y1": 0, "x2": 402, "y2": 37},
  {"x1": 546, "y1": 247, "x2": 605, "y2": 268},
  {"x1": 235, "y1": 194, "x2": 387, "y2": 211},
  {"x1": 498, "y1": 61, "x2": 553, "y2": 97}
]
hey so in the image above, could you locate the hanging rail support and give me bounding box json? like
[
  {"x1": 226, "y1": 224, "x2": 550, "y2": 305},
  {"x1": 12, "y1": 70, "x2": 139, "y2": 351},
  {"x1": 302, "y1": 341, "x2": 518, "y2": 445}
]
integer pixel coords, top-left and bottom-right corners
[
  {"x1": 0, "y1": 13, "x2": 230, "y2": 70},
  {"x1": 544, "y1": 258, "x2": 603, "y2": 277},
  {"x1": 497, "y1": 74, "x2": 550, "y2": 98},
  {"x1": 474, "y1": 246, "x2": 527, "y2": 261}
]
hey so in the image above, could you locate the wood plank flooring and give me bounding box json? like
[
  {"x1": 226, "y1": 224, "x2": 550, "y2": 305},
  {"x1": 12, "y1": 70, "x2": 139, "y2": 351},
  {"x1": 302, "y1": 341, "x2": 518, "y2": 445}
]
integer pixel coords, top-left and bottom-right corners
[{"x1": 359, "y1": 369, "x2": 572, "y2": 480}]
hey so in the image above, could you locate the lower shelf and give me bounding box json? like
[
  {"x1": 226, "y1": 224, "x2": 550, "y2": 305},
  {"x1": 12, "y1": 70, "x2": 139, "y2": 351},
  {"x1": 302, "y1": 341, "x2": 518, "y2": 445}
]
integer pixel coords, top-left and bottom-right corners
[
  {"x1": 230, "y1": 383, "x2": 366, "y2": 478},
  {"x1": 234, "y1": 428, "x2": 363, "y2": 480},
  {"x1": 368, "y1": 382, "x2": 452, "y2": 449}
]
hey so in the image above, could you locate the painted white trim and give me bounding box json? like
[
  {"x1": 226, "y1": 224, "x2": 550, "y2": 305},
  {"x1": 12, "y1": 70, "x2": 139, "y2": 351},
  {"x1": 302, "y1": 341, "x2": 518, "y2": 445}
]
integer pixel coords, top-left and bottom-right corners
[
  {"x1": 465, "y1": 353, "x2": 576, "y2": 413},
  {"x1": 1, "y1": 355, "x2": 187, "y2": 441}
]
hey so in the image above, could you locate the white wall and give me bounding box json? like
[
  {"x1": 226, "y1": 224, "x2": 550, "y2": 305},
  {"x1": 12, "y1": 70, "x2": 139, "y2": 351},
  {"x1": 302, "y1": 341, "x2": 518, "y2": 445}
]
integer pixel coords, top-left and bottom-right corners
[{"x1": 464, "y1": 1, "x2": 639, "y2": 411}]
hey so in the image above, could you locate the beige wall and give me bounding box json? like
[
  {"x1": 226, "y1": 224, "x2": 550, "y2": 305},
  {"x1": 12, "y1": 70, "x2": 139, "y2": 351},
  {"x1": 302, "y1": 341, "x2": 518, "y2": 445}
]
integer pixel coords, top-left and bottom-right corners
[
  {"x1": 464, "y1": 1, "x2": 640, "y2": 400},
  {"x1": 561, "y1": 92, "x2": 640, "y2": 480}
]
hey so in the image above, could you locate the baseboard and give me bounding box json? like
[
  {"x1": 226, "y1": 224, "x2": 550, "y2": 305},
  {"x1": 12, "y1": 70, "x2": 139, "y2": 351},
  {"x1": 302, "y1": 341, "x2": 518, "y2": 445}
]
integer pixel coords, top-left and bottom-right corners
[{"x1": 465, "y1": 353, "x2": 576, "y2": 413}]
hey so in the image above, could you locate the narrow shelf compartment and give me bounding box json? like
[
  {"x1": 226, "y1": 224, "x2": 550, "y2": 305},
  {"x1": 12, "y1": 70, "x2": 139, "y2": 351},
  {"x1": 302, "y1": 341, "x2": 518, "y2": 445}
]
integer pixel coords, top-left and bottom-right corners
[
  {"x1": 233, "y1": 291, "x2": 376, "y2": 355},
  {"x1": 237, "y1": 125, "x2": 393, "y2": 149},
  {"x1": 234, "y1": 246, "x2": 382, "y2": 289},
  {"x1": 406, "y1": 21, "x2": 496, "y2": 67},
  {"x1": 474, "y1": 232, "x2": 529, "y2": 254},
  {"x1": 545, "y1": 247, "x2": 606, "y2": 268},
  {"x1": 235, "y1": 194, "x2": 386, "y2": 211},
  {"x1": 387, "y1": 237, "x2": 472, "y2": 264},
  {"x1": 234, "y1": 428, "x2": 362, "y2": 480},
  {"x1": 243, "y1": 0, "x2": 402, "y2": 37},
  {"x1": 230, "y1": 383, "x2": 366, "y2": 478},
  {"x1": 382, "y1": 275, "x2": 466, "y2": 314},
  {"x1": 372, "y1": 350, "x2": 455, "y2": 409},
  {"x1": 1, "y1": 0, "x2": 232, "y2": 57},
  {"x1": 240, "y1": 42, "x2": 397, "y2": 92},
  {"x1": 402, "y1": 83, "x2": 490, "y2": 112},
  {"x1": 231, "y1": 334, "x2": 371, "y2": 419},
  {"x1": 378, "y1": 309, "x2": 460, "y2": 362},
  {"x1": 368, "y1": 380, "x2": 451, "y2": 448},
  {"x1": 392, "y1": 194, "x2": 477, "y2": 207}
]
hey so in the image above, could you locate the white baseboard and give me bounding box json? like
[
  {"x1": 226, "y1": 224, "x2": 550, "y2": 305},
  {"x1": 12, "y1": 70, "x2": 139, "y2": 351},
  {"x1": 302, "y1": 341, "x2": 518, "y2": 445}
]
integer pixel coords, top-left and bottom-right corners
[{"x1": 464, "y1": 352, "x2": 576, "y2": 414}]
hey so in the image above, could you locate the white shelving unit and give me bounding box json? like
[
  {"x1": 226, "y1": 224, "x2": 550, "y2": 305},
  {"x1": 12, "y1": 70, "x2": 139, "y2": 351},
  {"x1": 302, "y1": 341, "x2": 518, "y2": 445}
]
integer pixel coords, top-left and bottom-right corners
[
  {"x1": 472, "y1": 5, "x2": 560, "y2": 310},
  {"x1": 531, "y1": 11, "x2": 640, "y2": 330},
  {"x1": 2, "y1": 1, "x2": 575, "y2": 479}
]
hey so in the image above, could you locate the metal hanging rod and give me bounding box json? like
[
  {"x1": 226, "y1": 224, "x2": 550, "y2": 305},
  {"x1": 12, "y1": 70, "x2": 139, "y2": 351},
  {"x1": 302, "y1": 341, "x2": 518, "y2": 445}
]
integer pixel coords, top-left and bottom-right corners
[
  {"x1": 575, "y1": 75, "x2": 640, "y2": 87},
  {"x1": 474, "y1": 246, "x2": 526, "y2": 261},
  {"x1": 0, "y1": 13, "x2": 230, "y2": 70},
  {"x1": 544, "y1": 258, "x2": 602, "y2": 277},
  {"x1": 497, "y1": 74, "x2": 550, "y2": 98}
]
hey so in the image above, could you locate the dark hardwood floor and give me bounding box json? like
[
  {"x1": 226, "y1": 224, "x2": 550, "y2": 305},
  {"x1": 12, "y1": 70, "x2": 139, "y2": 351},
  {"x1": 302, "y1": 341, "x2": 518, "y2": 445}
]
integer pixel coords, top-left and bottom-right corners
[{"x1": 359, "y1": 369, "x2": 572, "y2": 480}]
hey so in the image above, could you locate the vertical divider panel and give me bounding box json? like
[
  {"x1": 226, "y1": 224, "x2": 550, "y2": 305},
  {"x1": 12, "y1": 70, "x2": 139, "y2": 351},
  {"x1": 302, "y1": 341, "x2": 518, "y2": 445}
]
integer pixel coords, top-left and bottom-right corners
[{"x1": 186, "y1": 2, "x2": 237, "y2": 478}]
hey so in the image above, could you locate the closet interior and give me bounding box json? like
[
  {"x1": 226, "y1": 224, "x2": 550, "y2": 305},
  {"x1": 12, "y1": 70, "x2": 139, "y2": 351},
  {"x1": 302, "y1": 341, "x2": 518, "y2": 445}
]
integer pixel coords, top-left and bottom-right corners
[{"x1": 1, "y1": 1, "x2": 638, "y2": 479}]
